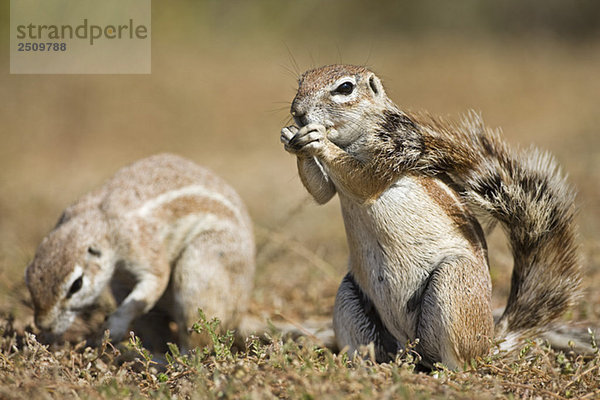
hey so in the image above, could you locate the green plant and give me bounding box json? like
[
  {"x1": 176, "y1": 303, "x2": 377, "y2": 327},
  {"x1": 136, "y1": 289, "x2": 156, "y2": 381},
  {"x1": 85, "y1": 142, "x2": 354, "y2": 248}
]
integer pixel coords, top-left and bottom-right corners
[{"x1": 190, "y1": 309, "x2": 235, "y2": 361}]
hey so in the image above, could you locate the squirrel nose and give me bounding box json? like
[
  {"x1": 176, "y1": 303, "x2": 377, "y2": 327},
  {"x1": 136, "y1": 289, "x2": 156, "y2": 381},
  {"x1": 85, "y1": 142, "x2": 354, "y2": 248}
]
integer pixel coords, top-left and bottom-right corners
[
  {"x1": 291, "y1": 98, "x2": 310, "y2": 127},
  {"x1": 291, "y1": 109, "x2": 309, "y2": 127}
]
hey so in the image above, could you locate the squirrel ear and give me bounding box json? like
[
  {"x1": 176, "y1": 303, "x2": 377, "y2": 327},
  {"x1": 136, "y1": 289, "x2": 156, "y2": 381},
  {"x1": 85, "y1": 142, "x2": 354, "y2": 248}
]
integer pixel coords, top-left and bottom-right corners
[
  {"x1": 55, "y1": 211, "x2": 69, "y2": 228},
  {"x1": 87, "y1": 246, "x2": 102, "y2": 257},
  {"x1": 24, "y1": 264, "x2": 30, "y2": 286},
  {"x1": 368, "y1": 75, "x2": 382, "y2": 97}
]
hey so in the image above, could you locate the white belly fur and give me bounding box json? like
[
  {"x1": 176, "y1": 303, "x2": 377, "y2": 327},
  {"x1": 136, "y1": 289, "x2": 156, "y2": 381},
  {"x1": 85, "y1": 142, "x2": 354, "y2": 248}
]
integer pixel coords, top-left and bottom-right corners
[{"x1": 338, "y1": 175, "x2": 481, "y2": 344}]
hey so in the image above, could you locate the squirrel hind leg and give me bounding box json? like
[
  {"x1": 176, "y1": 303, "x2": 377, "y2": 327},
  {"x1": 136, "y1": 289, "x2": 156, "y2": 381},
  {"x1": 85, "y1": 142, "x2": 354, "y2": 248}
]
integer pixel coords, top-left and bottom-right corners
[
  {"x1": 416, "y1": 256, "x2": 494, "y2": 369},
  {"x1": 169, "y1": 231, "x2": 253, "y2": 351},
  {"x1": 333, "y1": 273, "x2": 401, "y2": 363}
]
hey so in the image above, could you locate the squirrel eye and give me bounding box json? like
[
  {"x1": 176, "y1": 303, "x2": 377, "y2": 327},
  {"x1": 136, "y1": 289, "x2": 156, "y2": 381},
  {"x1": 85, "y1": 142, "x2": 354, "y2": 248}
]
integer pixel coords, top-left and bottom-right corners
[
  {"x1": 332, "y1": 81, "x2": 354, "y2": 96},
  {"x1": 67, "y1": 276, "x2": 83, "y2": 299},
  {"x1": 87, "y1": 247, "x2": 102, "y2": 257}
]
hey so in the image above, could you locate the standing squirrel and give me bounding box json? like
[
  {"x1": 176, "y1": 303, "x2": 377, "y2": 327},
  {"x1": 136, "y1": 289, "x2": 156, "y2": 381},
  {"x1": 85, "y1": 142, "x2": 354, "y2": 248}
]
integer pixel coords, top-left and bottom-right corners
[
  {"x1": 25, "y1": 154, "x2": 255, "y2": 351},
  {"x1": 280, "y1": 64, "x2": 581, "y2": 368}
]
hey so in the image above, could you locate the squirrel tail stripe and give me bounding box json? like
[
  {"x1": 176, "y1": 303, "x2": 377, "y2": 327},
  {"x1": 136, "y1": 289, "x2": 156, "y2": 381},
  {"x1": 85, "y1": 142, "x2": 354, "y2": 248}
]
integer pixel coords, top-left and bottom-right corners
[
  {"x1": 469, "y1": 146, "x2": 581, "y2": 335},
  {"x1": 416, "y1": 112, "x2": 582, "y2": 336}
]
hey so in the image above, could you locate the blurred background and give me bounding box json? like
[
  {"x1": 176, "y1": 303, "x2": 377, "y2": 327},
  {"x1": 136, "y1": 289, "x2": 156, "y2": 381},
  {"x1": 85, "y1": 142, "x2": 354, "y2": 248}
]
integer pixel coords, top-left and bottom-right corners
[{"x1": 1, "y1": 0, "x2": 599, "y2": 333}]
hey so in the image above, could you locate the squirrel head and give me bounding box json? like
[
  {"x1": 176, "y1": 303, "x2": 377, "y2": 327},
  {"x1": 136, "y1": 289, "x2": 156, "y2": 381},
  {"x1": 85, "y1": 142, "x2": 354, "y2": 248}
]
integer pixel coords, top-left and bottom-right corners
[
  {"x1": 291, "y1": 64, "x2": 394, "y2": 149},
  {"x1": 25, "y1": 210, "x2": 113, "y2": 335}
]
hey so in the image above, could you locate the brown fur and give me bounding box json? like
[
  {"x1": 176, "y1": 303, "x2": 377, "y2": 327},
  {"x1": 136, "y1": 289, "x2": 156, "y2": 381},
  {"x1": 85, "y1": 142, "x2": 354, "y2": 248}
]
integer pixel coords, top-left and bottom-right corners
[
  {"x1": 281, "y1": 64, "x2": 582, "y2": 367},
  {"x1": 417, "y1": 176, "x2": 487, "y2": 257},
  {"x1": 26, "y1": 154, "x2": 255, "y2": 350}
]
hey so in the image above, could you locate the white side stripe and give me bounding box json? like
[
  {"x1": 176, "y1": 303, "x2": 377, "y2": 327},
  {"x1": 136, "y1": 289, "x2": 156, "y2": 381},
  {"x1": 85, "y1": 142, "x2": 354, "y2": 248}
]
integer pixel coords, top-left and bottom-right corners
[{"x1": 134, "y1": 185, "x2": 244, "y2": 223}]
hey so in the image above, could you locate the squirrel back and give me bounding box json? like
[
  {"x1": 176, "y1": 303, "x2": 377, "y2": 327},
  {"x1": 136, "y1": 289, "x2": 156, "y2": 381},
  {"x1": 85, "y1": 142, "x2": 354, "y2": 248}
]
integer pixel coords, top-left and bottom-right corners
[
  {"x1": 26, "y1": 153, "x2": 255, "y2": 349},
  {"x1": 410, "y1": 112, "x2": 582, "y2": 338}
]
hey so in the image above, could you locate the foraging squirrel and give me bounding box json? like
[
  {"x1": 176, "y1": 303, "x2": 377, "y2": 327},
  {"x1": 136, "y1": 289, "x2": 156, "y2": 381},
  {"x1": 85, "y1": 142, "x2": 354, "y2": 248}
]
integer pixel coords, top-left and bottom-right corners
[
  {"x1": 280, "y1": 64, "x2": 581, "y2": 368},
  {"x1": 25, "y1": 154, "x2": 255, "y2": 350}
]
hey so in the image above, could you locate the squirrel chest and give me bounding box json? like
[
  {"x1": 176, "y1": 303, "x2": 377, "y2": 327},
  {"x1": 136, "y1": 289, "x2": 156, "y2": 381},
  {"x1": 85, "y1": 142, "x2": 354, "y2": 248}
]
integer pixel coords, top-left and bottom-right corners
[{"x1": 337, "y1": 174, "x2": 490, "y2": 342}]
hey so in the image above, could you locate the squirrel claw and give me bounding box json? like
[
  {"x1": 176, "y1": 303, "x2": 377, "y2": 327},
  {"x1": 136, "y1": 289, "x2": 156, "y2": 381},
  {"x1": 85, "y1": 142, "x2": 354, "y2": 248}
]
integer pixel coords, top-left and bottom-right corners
[
  {"x1": 280, "y1": 125, "x2": 298, "y2": 145},
  {"x1": 283, "y1": 123, "x2": 327, "y2": 156}
]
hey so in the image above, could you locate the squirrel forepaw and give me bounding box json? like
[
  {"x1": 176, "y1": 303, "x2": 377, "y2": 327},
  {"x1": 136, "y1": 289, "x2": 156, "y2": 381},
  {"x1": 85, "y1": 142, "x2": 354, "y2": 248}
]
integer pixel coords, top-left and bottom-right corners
[
  {"x1": 103, "y1": 313, "x2": 131, "y2": 345},
  {"x1": 281, "y1": 125, "x2": 298, "y2": 153},
  {"x1": 280, "y1": 125, "x2": 298, "y2": 144},
  {"x1": 283, "y1": 123, "x2": 327, "y2": 156}
]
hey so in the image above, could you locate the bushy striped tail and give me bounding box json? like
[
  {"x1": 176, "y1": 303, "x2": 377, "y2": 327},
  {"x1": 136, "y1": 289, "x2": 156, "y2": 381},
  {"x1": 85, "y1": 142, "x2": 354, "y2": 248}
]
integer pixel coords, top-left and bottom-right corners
[{"x1": 412, "y1": 111, "x2": 582, "y2": 337}]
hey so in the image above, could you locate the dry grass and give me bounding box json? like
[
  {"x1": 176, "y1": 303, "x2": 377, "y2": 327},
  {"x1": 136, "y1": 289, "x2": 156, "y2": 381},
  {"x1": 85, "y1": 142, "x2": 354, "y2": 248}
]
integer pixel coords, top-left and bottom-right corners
[
  {"x1": 1, "y1": 313, "x2": 600, "y2": 399},
  {"x1": 2, "y1": 2, "x2": 600, "y2": 397}
]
